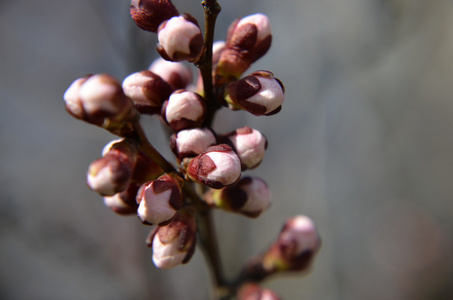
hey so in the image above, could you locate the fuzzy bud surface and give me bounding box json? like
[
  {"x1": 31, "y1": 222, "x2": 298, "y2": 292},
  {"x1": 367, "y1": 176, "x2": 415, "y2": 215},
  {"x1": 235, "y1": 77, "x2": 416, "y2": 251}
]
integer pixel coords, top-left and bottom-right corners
[
  {"x1": 163, "y1": 90, "x2": 206, "y2": 131},
  {"x1": 170, "y1": 127, "x2": 217, "y2": 159}
]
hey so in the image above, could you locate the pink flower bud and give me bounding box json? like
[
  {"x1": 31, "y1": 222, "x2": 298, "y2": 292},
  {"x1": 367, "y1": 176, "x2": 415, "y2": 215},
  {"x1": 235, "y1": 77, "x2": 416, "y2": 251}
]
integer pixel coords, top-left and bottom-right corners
[
  {"x1": 187, "y1": 144, "x2": 241, "y2": 189},
  {"x1": 103, "y1": 183, "x2": 140, "y2": 215},
  {"x1": 225, "y1": 71, "x2": 284, "y2": 116},
  {"x1": 130, "y1": 0, "x2": 179, "y2": 33},
  {"x1": 122, "y1": 70, "x2": 173, "y2": 114},
  {"x1": 64, "y1": 74, "x2": 137, "y2": 133},
  {"x1": 157, "y1": 14, "x2": 204, "y2": 62},
  {"x1": 214, "y1": 14, "x2": 272, "y2": 84},
  {"x1": 146, "y1": 208, "x2": 197, "y2": 269},
  {"x1": 238, "y1": 284, "x2": 281, "y2": 300},
  {"x1": 136, "y1": 174, "x2": 183, "y2": 225},
  {"x1": 162, "y1": 90, "x2": 206, "y2": 131},
  {"x1": 263, "y1": 215, "x2": 321, "y2": 273},
  {"x1": 170, "y1": 127, "x2": 217, "y2": 159},
  {"x1": 149, "y1": 58, "x2": 193, "y2": 90},
  {"x1": 222, "y1": 126, "x2": 267, "y2": 170},
  {"x1": 205, "y1": 176, "x2": 271, "y2": 218}
]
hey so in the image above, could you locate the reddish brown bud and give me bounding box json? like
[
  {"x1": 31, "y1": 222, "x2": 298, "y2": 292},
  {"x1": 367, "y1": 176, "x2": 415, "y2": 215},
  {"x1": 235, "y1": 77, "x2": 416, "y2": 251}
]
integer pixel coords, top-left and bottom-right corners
[
  {"x1": 157, "y1": 14, "x2": 204, "y2": 62},
  {"x1": 130, "y1": 0, "x2": 179, "y2": 33},
  {"x1": 146, "y1": 208, "x2": 197, "y2": 269},
  {"x1": 122, "y1": 70, "x2": 173, "y2": 115},
  {"x1": 225, "y1": 71, "x2": 284, "y2": 116}
]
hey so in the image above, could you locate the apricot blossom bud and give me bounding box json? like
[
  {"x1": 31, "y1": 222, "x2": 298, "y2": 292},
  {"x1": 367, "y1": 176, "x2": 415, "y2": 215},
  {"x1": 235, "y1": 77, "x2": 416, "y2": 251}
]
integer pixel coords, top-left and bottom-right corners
[
  {"x1": 103, "y1": 183, "x2": 140, "y2": 215},
  {"x1": 87, "y1": 140, "x2": 137, "y2": 196},
  {"x1": 205, "y1": 176, "x2": 271, "y2": 218},
  {"x1": 237, "y1": 284, "x2": 281, "y2": 300},
  {"x1": 146, "y1": 208, "x2": 197, "y2": 269},
  {"x1": 149, "y1": 58, "x2": 193, "y2": 90},
  {"x1": 130, "y1": 0, "x2": 179, "y2": 33},
  {"x1": 222, "y1": 126, "x2": 267, "y2": 170},
  {"x1": 162, "y1": 90, "x2": 206, "y2": 131},
  {"x1": 122, "y1": 70, "x2": 173, "y2": 114},
  {"x1": 157, "y1": 14, "x2": 204, "y2": 62},
  {"x1": 136, "y1": 174, "x2": 183, "y2": 225},
  {"x1": 262, "y1": 215, "x2": 321, "y2": 273},
  {"x1": 214, "y1": 14, "x2": 272, "y2": 83},
  {"x1": 64, "y1": 74, "x2": 137, "y2": 134},
  {"x1": 187, "y1": 144, "x2": 241, "y2": 189},
  {"x1": 225, "y1": 71, "x2": 284, "y2": 116},
  {"x1": 170, "y1": 127, "x2": 217, "y2": 159}
]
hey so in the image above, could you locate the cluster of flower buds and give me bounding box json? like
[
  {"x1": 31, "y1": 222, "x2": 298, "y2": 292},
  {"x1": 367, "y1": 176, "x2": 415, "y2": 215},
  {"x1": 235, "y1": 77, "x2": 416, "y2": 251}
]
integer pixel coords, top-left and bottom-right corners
[{"x1": 65, "y1": 0, "x2": 320, "y2": 293}]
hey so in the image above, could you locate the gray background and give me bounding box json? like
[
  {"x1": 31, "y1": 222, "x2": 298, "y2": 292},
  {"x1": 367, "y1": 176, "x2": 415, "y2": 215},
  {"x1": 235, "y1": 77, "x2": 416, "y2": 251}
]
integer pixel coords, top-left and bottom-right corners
[{"x1": 1, "y1": 0, "x2": 453, "y2": 299}]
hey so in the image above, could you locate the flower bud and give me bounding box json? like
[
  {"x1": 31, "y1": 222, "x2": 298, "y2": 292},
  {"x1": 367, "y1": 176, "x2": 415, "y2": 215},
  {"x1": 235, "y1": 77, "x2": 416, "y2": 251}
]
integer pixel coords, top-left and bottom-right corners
[
  {"x1": 225, "y1": 71, "x2": 284, "y2": 116},
  {"x1": 64, "y1": 74, "x2": 137, "y2": 134},
  {"x1": 262, "y1": 215, "x2": 321, "y2": 273},
  {"x1": 237, "y1": 284, "x2": 281, "y2": 300},
  {"x1": 170, "y1": 127, "x2": 217, "y2": 159},
  {"x1": 87, "y1": 152, "x2": 136, "y2": 197},
  {"x1": 162, "y1": 90, "x2": 206, "y2": 131},
  {"x1": 187, "y1": 144, "x2": 241, "y2": 189},
  {"x1": 157, "y1": 14, "x2": 204, "y2": 62},
  {"x1": 122, "y1": 70, "x2": 173, "y2": 114},
  {"x1": 146, "y1": 208, "x2": 197, "y2": 269},
  {"x1": 136, "y1": 174, "x2": 183, "y2": 225},
  {"x1": 205, "y1": 176, "x2": 270, "y2": 218},
  {"x1": 103, "y1": 183, "x2": 140, "y2": 215},
  {"x1": 214, "y1": 14, "x2": 272, "y2": 84},
  {"x1": 130, "y1": 0, "x2": 179, "y2": 33},
  {"x1": 149, "y1": 58, "x2": 193, "y2": 90},
  {"x1": 221, "y1": 126, "x2": 267, "y2": 170}
]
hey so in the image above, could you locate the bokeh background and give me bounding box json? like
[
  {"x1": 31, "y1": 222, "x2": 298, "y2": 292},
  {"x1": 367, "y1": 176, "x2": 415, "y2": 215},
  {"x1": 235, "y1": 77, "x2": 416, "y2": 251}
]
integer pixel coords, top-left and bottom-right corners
[{"x1": 1, "y1": 0, "x2": 453, "y2": 299}]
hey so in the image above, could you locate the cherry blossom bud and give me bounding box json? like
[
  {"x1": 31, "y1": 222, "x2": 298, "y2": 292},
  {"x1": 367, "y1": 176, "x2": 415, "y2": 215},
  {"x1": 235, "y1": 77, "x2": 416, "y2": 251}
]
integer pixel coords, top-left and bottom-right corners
[
  {"x1": 103, "y1": 183, "x2": 140, "y2": 215},
  {"x1": 225, "y1": 71, "x2": 284, "y2": 116},
  {"x1": 64, "y1": 74, "x2": 137, "y2": 134},
  {"x1": 238, "y1": 284, "x2": 281, "y2": 300},
  {"x1": 170, "y1": 128, "x2": 217, "y2": 159},
  {"x1": 149, "y1": 58, "x2": 193, "y2": 90},
  {"x1": 221, "y1": 126, "x2": 267, "y2": 170},
  {"x1": 187, "y1": 144, "x2": 241, "y2": 189},
  {"x1": 262, "y1": 216, "x2": 321, "y2": 273},
  {"x1": 162, "y1": 90, "x2": 206, "y2": 131},
  {"x1": 87, "y1": 146, "x2": 136, "y2": 196},
  {"x1": 206, "y1": 176, "x2": 271, "y2": 218},
  {"x1": 122, "y1": 70, "x2": 173, "y2": 114},
  {"x1": 146, "y1": 208, "x2": 197, "y2": 269},
  {"x1": 136, "y1": 174, "x2": 183, "y2": 225},
  {"x1": 157, "y1": 14, "x2": 204, "y2": 62},
  {"x1": 130, "y1": 0, "x2": 179, "y2": 33},
  {"x1": 214, "y1": 14, "x2": 272, "y2": 84}
]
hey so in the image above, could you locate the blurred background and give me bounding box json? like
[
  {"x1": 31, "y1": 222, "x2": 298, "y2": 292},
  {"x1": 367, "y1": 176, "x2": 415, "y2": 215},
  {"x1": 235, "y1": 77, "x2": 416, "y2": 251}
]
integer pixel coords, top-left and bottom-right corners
[{"x1": 1, "y1": 0, "x2": 453, "y2": 299}]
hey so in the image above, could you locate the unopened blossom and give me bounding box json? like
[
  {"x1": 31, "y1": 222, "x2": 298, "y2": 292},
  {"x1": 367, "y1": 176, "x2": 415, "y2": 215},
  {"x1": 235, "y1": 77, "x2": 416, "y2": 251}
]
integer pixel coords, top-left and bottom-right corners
[
  {"x1": 170, "y1": 127, "x2": 217, "y2": 159},
  {"x1": 136, "y1": 174, "x2": 183, "y2": 225},
  {"x1": 87, "y1": 153, "x2": 135, "y2": 196},
  {"x1": 157, "y1": 14, "x2": 204, "y2": 62},
  {"x1": 237, "y1": 284, "x2": 281, "y2": 300},
  {"x1": 214, "y1": 13, "x2": 272, "y2": 83},
  {"x1": 64, "y1": 74, "x2": 137, "y2": 134},
  {"x1": 162, "y1": 90, "x2": 206, "y2": 131},
  {"x1": 130, "y1": 0, "x2": 179, "y2": 33},
  {"x1": 225, "y1": 71, "x2": 284, "y2": 116},
  {"x1": 187, "y1": 144, "x2": 241, "y2": 189},
  {"x1": 122, "y1": 70, "x2": 173, "y2": 114},
  {"x1": 149, "y1": 57, "x2": 193, "y2": 90},
  {"x1": 205, "y1": 176, "x2": 271, "y2": 218},
  {"x1": 262, "y1": 215, "x2": 321, "y2": 273},
  {"x1": 146, "y1": 208, "x2": 197, "y2": 269},
  {"x1": 221, "y1": 126, "x2": 267, "y2": 170},
  {"x1": 103, "y1": 183, "x2": 140, "y2": 215}
]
